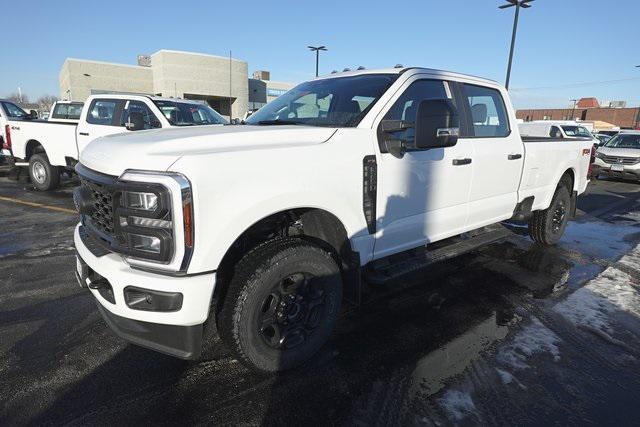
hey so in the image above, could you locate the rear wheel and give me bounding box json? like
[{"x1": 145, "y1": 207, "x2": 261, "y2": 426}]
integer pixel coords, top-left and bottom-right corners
[
  {"x1": 29, "y1": 153, "x2": 60, "y2": 191},
  {"x1": 528, "y1": 183, "x2": 571, "y2": 245},
  {"x1": 218, "y1": 237, "x2": 342, "y2": 372}
]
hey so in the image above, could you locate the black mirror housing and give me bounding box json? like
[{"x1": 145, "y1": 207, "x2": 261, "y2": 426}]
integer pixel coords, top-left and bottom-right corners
[
  {"x1": 414, "y1": 99, "x2": 460, "y2": 149},
  {"x1": 29, "y1": 110, "x2": 38, "y2": 119},
  {"x1": 126, "y1": 111, "x2": 145, "y2": 131}
]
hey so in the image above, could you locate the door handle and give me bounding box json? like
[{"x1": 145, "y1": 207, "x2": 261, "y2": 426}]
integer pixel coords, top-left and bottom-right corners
[
  {"x1": 79, "y1": 132, "x2": 89, "y2": 136},
  {"x1": 452, "y1": 158, "x2": 472, "y2": 166},
  {"x1": 508, "y1": 154, "x2": 522, "y2": 160}
]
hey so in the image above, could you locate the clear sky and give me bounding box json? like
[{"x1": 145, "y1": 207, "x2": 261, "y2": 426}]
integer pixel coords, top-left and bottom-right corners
[{"x1": 2, "y1": 0, "x2": 638, "y2": 109}]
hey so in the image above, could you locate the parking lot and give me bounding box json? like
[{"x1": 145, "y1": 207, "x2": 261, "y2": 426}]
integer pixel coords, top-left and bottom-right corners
[{"x1": 0, "y1": 168, "x2": 639, "y2": 425}]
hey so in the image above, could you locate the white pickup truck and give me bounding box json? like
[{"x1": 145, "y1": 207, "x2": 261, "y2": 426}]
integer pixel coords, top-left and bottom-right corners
[
  {"x1": 73, "y1": 67, "x2": 593, "y2": 372},
  {"x1": 3, "y1": 94, "x2": 227, "y2": 190}
]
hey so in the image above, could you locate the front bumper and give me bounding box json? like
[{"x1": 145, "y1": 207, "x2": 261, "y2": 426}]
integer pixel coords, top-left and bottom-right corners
[
  {"x1": 74, "y1": 225, "x2": 216, "y2": 359},
  {"x1": 593, "y1": 158, "x2": 640, "y2": 180}
]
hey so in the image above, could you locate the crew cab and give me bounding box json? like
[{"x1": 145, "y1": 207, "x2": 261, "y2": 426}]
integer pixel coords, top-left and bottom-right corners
[
  {"x1": 73, "y1": 67, "x2": 593, "y2": 372},
  {"x1": 4, "y1": 94, "x2": 227, "y2": 191}
]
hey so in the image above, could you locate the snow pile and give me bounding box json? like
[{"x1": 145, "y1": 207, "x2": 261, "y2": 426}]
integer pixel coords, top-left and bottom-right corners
[
  {"x1": 553, "y1": 266, "x2": 640, "y2": 335},
  {"x1": 496, "y1": 317, "x2": 561, "y2": 370}
]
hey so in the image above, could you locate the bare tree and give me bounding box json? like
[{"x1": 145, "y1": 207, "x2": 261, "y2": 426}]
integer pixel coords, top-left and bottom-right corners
[
  {"x1": 6, "y1": 92, "x2": 29, "y2": 104},
  {"x1": 36, "y1": 95, "x2": 59, "y2": 112}
]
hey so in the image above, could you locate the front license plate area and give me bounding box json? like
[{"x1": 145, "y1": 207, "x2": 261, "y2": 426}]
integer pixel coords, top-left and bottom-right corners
[{"x1": 611, "y1": 164, "x2": 624, "y2": 172}]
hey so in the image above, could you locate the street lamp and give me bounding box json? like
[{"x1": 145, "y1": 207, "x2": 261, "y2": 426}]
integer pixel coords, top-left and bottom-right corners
[
  {"x1": 499, "y1": 0, "x2": 534, "y2": 90},
  {"x1": 308, "y1": 45, "x2": 327, "y2": 77},
  {"x1": 570, "y1": 99, "x2": 578, "y2": 121}
]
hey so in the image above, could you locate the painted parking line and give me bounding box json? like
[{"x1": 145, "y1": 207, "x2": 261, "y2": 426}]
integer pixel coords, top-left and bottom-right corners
[{"x1": 0, "y1": 195, "x2": 76, "y2": 215}]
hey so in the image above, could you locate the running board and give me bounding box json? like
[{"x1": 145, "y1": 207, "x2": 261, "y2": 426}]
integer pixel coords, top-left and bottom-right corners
[{"x1": 365, "y1": 224, "x2": 511, "y2": 285}]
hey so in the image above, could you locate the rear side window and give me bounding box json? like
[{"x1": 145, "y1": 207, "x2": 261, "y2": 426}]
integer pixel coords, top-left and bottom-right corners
[
  {"x1": 52, "y1": 103, "x2": 83, "y2": 120},
  {"x1": 120, "y1": 101, "x2": 161, "y2": 129},
  {"x1": 86, "y1": 100, "x2": 119, "y2": 125},
  {"x1": 549, "y1": 126, "x2": 562, "y2": 138},
  {"x1": 463, "y1": 84, "x2": 510, "y2": 138}
]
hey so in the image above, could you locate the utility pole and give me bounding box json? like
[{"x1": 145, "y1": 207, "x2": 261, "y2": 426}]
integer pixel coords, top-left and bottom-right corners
[
  {"x1": 229, "y1": 50, "x2": 233, "y2": 121},
  {"x1": 308, "y1": 45, "x2": 327, "y2": 77},
  {"x1": 499, "y1": 0, "x2": 534, "y2": 90},
  {"x1": 635, "y1": 66, "x2": 640, "y2": 129},
  {"x1": 570, "y1": 99, "x2": 578, "y2": 121}
]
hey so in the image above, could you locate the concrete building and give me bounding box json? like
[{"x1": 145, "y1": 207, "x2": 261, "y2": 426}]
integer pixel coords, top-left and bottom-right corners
[{"x1": 59, "y1": 50, "x2": 295, "y2": 119}]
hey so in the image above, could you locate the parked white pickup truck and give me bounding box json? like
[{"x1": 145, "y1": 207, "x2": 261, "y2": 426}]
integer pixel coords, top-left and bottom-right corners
[
  {"x1": 73, "y1": 67, "x2": 593, "y2": 372},
  {"x1": 4, "y1": 94, "x2": 227, "y2": 190}
]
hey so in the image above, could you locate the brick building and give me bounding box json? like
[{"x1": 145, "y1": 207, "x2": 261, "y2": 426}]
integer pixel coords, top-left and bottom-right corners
[{"x1": 516, "y1": 97, "x2": 640, "y2": 129}]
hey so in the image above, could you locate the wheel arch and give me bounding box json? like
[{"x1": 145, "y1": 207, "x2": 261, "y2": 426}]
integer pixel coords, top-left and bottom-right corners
[
  {"x1": 25, "y1": 139, "x2": 45, "y2": 160},
  {"x1": 212, "y1": 207, "x2": 354, "y2": 316}
]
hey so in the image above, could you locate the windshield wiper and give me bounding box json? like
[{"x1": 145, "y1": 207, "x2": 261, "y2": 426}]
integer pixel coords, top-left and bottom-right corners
[{"x1": 256, "y1": 119, "x2": 302, "y2": 126}]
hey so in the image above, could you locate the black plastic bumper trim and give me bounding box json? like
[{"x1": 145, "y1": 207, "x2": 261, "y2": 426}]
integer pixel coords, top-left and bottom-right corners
[{"x1": 95, "y1": 303, "x2": 203, "y2": 360}]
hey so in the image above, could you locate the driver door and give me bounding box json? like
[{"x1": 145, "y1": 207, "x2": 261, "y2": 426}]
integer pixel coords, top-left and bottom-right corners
[{"x1": 373, "y1": 78, "x2": 474, "y2": 259}]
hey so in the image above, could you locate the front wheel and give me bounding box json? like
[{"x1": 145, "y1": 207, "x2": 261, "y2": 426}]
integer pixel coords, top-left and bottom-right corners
[
  {"x1": 528, "y1": 184, "x2": 571, "y2": 245},
  {"x1": 29, "y1": 153, "x2": 60, "y2": 191},
  {"x1": 218, "y1": 237, "x2": 343, "y2": 372}
]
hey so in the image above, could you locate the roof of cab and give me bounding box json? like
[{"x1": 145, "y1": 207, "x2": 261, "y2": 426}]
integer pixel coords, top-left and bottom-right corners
[{"x1": 314, "y1": 66, "x2": 500, "y2": 86}]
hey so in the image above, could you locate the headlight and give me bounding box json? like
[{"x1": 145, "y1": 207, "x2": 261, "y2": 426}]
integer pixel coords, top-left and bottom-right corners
[
  {"x1": 117, "y1": 171, "x2": 194, "y2": 274},
  {"x1": 595, "y1": 151, "x2": 605, "y2": 159},
  {"x1": 121, "y1": 191, "x2": 158, "y2": 211}
]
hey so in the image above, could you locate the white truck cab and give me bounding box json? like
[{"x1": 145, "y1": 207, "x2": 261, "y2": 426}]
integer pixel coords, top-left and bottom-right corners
[
  {"x1": 73, "y1": 67, "x2": 593, "y2": 372},
  {"x1": 4, "y1": 94, "x2": 227, "y2": 190}
]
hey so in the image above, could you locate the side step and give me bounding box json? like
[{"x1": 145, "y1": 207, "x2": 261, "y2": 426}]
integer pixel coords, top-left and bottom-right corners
[{"x1": 365, "y1": 224, "x2": 511, "y2": 285}]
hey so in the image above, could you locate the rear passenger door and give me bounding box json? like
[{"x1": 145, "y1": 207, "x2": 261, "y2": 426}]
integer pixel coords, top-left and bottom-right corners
[
  {"x1": 76, "y1": 99, "x2": 161, "y2": 154},
  {"x1": 461, "y1": 83, "x2": 523, "y2": 229}
]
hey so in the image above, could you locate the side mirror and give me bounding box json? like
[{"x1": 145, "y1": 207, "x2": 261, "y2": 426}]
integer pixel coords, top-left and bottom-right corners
[
  {"x1": 415, "y1": 99, "x2": 459, "y2": 149},
  {"x1": 29, "y1": 110, "x2": 38, "y2": 119},
  {"x1": 126, "y1": 111, "x2": 145, "y2": 131}
]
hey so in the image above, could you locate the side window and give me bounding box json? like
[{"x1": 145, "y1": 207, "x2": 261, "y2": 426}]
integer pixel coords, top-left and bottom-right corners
[
  {"x1": 549, "y1": 126, "x2": 562, "y2": 138},
  {"x1": 463, "y1": 84, "x2": 510, "y2": 138},
  {"x1": 87, "y1": 100, "x2": 118, "y2": 125},
  {"x1": 382, "y1": 79, "x2": 450, "y2": 142},
  {"x1": 120, "y1": 101, "x2": 161, "y2": 129},
  {"x1": 51, "y1": 104, "x2": 69, "y2": 119}
]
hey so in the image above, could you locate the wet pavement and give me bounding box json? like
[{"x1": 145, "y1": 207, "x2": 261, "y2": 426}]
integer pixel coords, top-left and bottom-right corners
[{"x1": 1, "y1": 169, "x2": 640, "y2": 425}]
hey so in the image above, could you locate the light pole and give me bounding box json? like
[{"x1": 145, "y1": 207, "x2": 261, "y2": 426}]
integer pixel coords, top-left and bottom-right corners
[
  {"x1": 635, "y1": 66, "x2": 640, "y2": 128},
  {"x1": 308, "y1": 45, "x2": 327, "y2": 77},
  {"x1": 570, "y1": 99, "x2": 578, "y2": 120},
  {"x1": 499, "y1": 0, "x2": 534, "y2": 90}
]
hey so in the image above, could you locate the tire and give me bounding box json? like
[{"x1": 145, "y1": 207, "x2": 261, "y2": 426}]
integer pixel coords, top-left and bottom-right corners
[
  {"x1": 528, "y1": 182, "x2": 571, "y2": 245},
  {"x1": 218, "y1": 237, "x2": 342, "y2": 373},
  {"x1": 28, "y1": 153, "x2": 60, "y2": 191}
]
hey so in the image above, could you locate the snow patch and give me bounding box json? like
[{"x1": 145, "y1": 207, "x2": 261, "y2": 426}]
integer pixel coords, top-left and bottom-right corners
[
  {"x1": 497, "y1": 317, "x2": 561, "y2": 370},
  {"x1": 619, "y1": 246, "x2": 640, "y2": 272},
  {"x1": 439, "y1": 389, "x2": 477, "y2": 421},
  {"x1": 553, "y1": 266, "x2": 640, "y2": 335},
  {"x1": 496, "y1": 368, "x2": 514, "y2": 384}
]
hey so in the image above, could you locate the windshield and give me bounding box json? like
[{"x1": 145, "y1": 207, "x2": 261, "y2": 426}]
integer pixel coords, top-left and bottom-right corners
[
  {"x1": 153, "y1": 101, "x2": 228, "y2": 126},
  {"x1": 245, "y1": 74, "x2": 398, "y2": 127},
  {"x1": 603, "y1": 134, "x2": 640, "y2": 149},
  {"x1": 2, "y1": 102, "x2": 28, "y2": 118},
  {"x1": 561, "y1": 125, "x2": 591, "y2": 137}
]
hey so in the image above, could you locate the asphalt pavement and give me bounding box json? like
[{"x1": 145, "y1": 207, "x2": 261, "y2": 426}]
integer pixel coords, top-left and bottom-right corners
[{"x1": 1, "y1": 169, "x2": 640, "y2": 426}]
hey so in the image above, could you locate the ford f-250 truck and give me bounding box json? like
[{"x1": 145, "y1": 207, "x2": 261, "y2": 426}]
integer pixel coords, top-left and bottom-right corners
[
  {"x1": 73, "y1": 67, "x2": 593, "y2": 372},
  {"x1": 3, "y1": 94, "x2": 227, "y2": 191}
]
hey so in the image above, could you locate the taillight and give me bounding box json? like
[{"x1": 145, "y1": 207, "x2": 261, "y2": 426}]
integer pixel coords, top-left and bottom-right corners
[
  {"x1": 3, "y1": 124, "x2": 11, "y2": 150},
  {"x1": 590, "y1": 145, "x2": 596, "y2": 163}
]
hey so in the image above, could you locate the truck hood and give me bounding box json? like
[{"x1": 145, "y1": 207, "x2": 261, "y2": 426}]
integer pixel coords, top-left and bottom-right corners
[
  {"x1": 80, "y1": 125, "x2": 337, "y2": 176},
  {"x1": 597, "y1": 146, "x2": 640, "y2": 158}
]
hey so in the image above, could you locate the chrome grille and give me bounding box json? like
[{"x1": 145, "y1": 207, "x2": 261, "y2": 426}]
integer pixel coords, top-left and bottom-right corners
[{"x1": 600, "y1": 155, "x2": 639, "y2": 165}]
